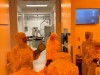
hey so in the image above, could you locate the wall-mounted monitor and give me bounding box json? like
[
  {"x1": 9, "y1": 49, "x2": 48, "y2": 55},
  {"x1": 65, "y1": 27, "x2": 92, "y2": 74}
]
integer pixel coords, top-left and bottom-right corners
[{"x1": 76, "y1": 9, "x2": 99, "y2": 24}]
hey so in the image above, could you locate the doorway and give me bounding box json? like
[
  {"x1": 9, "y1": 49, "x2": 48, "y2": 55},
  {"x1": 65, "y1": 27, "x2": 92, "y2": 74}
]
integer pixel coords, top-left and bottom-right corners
[
  {"x1": 17, "y1": 0, "x2": 56, "y2": 72},
  {"x1": 17, "y1": 0, "x2": 56, "y2": 48}
]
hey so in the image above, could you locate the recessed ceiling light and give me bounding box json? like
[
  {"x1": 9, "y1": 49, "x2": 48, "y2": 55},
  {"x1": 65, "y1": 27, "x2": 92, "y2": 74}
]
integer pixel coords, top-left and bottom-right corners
[{"x1": 26, "y1": 5, "x2": 48, "y2": 7}]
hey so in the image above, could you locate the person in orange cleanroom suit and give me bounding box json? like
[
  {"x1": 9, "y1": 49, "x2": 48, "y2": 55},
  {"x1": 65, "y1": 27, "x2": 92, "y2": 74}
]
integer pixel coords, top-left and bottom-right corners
[
  {"x1": 84, "y1": 42, "x2": 100, "y2": 75},
  {"x1": 37, "y1": 33, "x2": 61, "y2": 75},
  {"x1": 7, "y1": 32, "x2": 33, "y2": 74},
  {"x1": 47, "y1": 52, "x2": 79, "y2": 75},
  {"x1": 82, "y1": 32, "x2": 94, "y2": 75},
  {"x1": 10, "y1": 67, "x2": 37, "y2": 75},
  {"x1": 37, "y1": 66, "x2": 47, "y2": 75},
  {"x1": 46, "y1": 33, "x2": 61, "y2": 61}
]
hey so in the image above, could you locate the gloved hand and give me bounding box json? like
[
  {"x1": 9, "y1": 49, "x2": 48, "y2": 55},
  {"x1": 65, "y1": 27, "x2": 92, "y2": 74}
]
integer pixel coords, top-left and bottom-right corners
[
  {"x1": 33, "y1": 50, "x2": 40, "y2": 60},
  {"x1": 93, "y1": 58, "x2": 99, "y2": 63},
  {"x1": 46, "y1": 59, "x2": 52, "y2": 66}
]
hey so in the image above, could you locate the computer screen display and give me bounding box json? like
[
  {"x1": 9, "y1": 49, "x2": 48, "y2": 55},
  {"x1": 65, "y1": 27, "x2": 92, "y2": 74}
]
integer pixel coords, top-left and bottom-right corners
[{"x1": 76, "y1": 9, "x2": 99, "y2": 24}]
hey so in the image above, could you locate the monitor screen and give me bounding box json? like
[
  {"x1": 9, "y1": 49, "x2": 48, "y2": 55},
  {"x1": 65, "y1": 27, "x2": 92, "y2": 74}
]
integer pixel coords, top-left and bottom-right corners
[{"x1": 76, "y1": 9, "x2": 99, "y2": 24}]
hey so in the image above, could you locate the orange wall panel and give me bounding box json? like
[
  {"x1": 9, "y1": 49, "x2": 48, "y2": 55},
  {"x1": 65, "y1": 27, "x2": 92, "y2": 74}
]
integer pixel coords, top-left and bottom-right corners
[
  {"x1": 0, "y1": 0, "x2": 10, "y2": 75},
  {"x1": 0, "y1": 26, "x2": 10, "y2": 75},
  {"x1": 61, "y1": 0, "x2": 71, "y2": 33},
  {"x1": 0, "y1": 0, "x2": 9, "y2": 24}
]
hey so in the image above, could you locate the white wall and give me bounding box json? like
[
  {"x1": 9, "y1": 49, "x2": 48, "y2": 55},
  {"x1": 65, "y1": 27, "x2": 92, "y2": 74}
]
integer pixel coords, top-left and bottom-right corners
[
  {"x1": 17, "y1": 5, "x2": 23, "y2": 32},
  {"x1": 18, "y1": 16, "x2": 23, "y2": 32},
  {"x1": 50, "y1": 5, "x2": 56, "y2": 32}
]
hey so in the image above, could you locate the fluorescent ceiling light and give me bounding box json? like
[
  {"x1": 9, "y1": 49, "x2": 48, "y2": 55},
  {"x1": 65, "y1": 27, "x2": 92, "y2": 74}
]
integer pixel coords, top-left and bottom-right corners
[
  {"x1": 26, "y1": 5, "x2": 47, "y2": 7},
  {"x1": 33, "y1": 15, "x2": 44, "y2": 17}
]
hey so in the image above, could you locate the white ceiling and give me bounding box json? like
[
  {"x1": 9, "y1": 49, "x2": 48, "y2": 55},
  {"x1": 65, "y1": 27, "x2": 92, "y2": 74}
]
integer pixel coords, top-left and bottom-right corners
[{"x1": 17, "y1": 0, "x2": 56, "y2": 14}]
